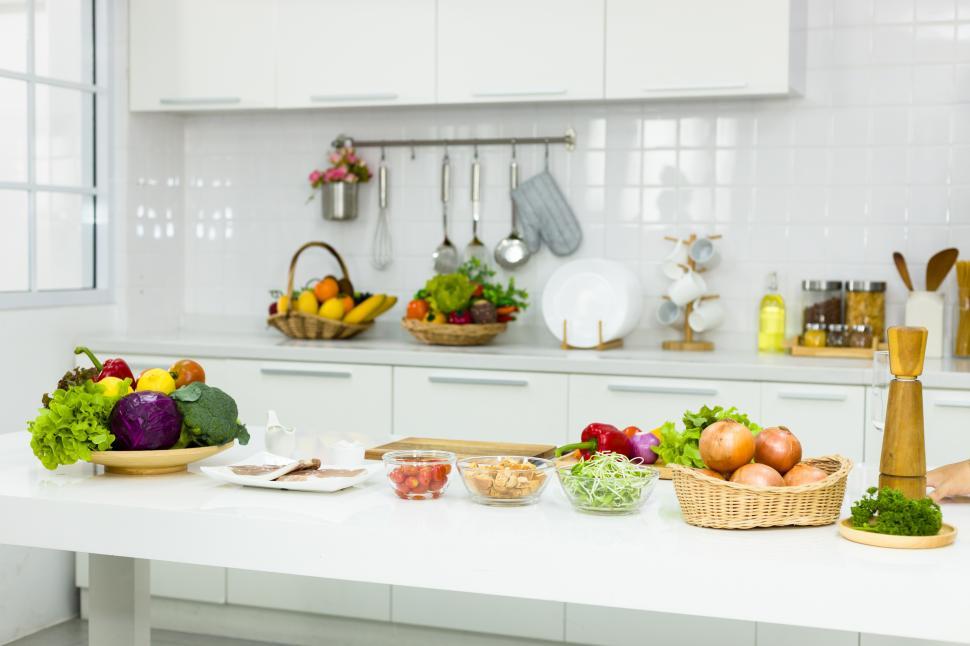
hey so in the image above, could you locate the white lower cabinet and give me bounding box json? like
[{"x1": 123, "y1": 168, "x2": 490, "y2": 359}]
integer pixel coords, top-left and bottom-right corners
[
  {"x1": 757, "y1": 623, "x2": 857, "y2": 646},
  {"x1": 566, "y1": 605, "x2": 754, "y2": 646},
  {"x1": 860, "y1": 634, "x2": 958, "y2": 646},
  {"x1": 761, "y1": 383, "x2": 865, "y2": 462},
  {"x1": 392, "y1": 587, "x2": 564, "y2": 642},
  {"x1": 568, "y1": 375, "x2": 761, "y2": 433},
  {"x1": 226, "y1": 360, "x2": 392, "y2": 445},
  {"x1": 76, "y1": 554, "x2": 226, "y2": 604},
  {"x1": 866, "y1": 387, "x2": 970, "y2": 469},
  {"x1": 393, "y1": 367, "x2": 569, "y2": 445},
  {"x1": 227, "y1": 570, "x2": 389, "y2": 621}
]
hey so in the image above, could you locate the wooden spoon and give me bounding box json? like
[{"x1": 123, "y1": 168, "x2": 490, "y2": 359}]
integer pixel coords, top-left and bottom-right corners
[
  {"x1": 893, "y1": 251, "x2": 914, "y2": 291},
  {"x1": 926, "y1": 248, "x2": 959, "y2": 292}
]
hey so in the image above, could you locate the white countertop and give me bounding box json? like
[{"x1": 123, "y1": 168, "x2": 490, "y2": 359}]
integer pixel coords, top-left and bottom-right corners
[
  {"x1": 88, "y1": 323, "x2": 970, "y2": 389},
  {"x1": 1, "y1": 429, "x2": 966, "y2": 643}
]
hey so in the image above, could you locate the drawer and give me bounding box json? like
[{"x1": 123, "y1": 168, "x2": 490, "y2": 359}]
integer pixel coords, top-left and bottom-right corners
[
  {"x1": 761, "y1": 383, "x2": 865, "y2": 463},
  {"x1": 393, "y1": 367, "x2": 569, "y2": 445},
  {"x1": 392, "y1": 587, "x2": 564, "y2": 641},
  {"x1": 566, "y1": 605, "x2": 754, "y2": 646},
  {"x1": 757, "y1": 623, "x2": 857, "y2": 646},
  {"x1": 227, "y1": 570, "x2": 389, "y2": 621},
  {"x1": 568, "y1": 375, "x2": 761, "y2": 434},
  {"x1": 76, "y1": 554, "x2": 225, "y2": 604},
  {"x1": 227, "y1": 360, "x2": 392, "y2": 445}
]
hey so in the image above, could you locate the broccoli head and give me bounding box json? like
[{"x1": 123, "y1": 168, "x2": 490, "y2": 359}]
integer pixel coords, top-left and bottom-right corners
[{"x1": 170, "y1": 382, "x2": 250, "y2": 448}]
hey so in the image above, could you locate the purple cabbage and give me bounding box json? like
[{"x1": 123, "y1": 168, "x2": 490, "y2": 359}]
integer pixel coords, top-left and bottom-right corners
[{"x1": 109, "y1": 391, "x2": 182, "y2": 450}]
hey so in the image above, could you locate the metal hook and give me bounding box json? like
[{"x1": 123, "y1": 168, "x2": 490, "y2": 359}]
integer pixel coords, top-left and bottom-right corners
[
  {"x1": 473, "y1": 144, "x2": 479, "y2": 160},
  {"x1": 544, "y1": 139, "x2": 550, "y2": 169},
  {"x1": 380, "y1": 146, "x2": 386, "y2": 162},
  {"x1": 510, "y1": 139, "x2": 517, "y2": 159},
  {"x1": 409, "y1": 142, "x2": 416, "y2": 160}
]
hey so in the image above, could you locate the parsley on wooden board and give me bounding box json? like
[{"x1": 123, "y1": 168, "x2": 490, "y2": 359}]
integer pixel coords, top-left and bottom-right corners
[{"x1": 850, "y1": 487, "x2": 943, "y2": 536}]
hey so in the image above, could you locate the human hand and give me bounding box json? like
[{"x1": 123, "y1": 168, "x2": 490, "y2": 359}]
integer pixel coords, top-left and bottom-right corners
[{"x1": 926, "y1": 460, "x2": 970, "y2": 503}]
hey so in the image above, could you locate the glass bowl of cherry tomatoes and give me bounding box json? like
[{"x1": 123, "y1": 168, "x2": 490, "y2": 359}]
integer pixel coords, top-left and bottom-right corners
[{"x1": 382, "y1": 450, "x2": 456, "y2": 500}]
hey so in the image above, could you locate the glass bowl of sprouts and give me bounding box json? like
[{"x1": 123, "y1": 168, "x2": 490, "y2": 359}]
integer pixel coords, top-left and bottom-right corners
[{"x1": 556, "y1": 452, "x2": 659, "y2": 514}]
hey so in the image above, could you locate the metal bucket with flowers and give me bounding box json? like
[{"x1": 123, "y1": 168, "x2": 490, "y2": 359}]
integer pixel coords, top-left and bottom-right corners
[{"x1": 309, "y1": 147, "x2": 371, "y2": 221}]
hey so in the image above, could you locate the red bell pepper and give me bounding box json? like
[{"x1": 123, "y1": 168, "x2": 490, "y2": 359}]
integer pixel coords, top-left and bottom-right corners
[
  {"x1": 74, "y1": 346, "x2": 135, "y2": 384},
  {"x1": 555, "y1": 423, "x2": 634, "y2": 459}
]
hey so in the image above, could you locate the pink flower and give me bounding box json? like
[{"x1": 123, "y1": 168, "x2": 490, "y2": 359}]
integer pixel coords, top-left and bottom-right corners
[
  {"x1": 344, "y1": 173, "x2": 359, "y2": 183},
  {"x1": 325, "y1": 166, "x2": 348, "y2": 183},
  {"x1": 329, "y1": 152, "x2": 342, "y2": 165},
  {"x1": 346, "y1": 153, "x2": 359, "y2": 164},
  {"x1": 308, "y1": 170, "x2": 322, "y2": 184}
]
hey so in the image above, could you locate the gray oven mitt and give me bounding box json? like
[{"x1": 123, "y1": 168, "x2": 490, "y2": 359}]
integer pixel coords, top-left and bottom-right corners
[{"x1": 511, "y1": 170, "x2": 582, "y2": 256}]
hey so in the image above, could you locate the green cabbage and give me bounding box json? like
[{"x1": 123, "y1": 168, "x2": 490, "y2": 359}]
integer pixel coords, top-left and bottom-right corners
[{"x1": 424, "y1": 273, "x2": 475, "y2": 314}]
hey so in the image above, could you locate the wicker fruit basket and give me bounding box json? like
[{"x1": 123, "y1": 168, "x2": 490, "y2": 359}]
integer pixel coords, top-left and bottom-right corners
[
  {"x1": 268, "y1": 241, "x2": 372, "y2": 341},
  {"x1": 401, "y1": 318, "x2": 507, "y2": 346},
  {"x1": 670, "y1": 455, "x2": 852, "y2": 529}
]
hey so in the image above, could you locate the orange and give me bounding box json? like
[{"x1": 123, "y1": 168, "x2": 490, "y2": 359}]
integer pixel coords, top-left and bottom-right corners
[
  {"x1": 341, "y1": 294, "x2": 355, "y2": 312},
  {"x1": 314, "y1": 276, "x2": 339, "y2": 302}
]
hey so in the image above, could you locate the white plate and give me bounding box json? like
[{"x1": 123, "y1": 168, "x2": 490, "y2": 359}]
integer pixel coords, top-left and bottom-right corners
[
  {"x1": 201, "y1": 452, "x2": 381, "y2": 493},
  {"x1": 542, "y1": 259, "x2": 643, "y2": 347}
]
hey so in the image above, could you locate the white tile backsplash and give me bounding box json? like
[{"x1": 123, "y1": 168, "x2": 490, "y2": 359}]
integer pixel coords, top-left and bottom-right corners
[{"x1": 122, "y1": 1, "x2": 970, "y2": 348}]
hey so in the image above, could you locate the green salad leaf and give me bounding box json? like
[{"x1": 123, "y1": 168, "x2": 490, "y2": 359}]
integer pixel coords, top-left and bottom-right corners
[
  {"x1": 458, "y1": 258, "x2": 529, "y2": 310},
  {"x1": 850, "y1": 487, "x2": 942, "y2": 536},
  {"x1": 652, "y1": 404, "x2": 762, "y2": 468},
  {"x1": 29, "y1": 380, "x2": 120, "y2": 470},
  {"x1": 423, "y1": 273, "x2": 475, "y2": 314}
]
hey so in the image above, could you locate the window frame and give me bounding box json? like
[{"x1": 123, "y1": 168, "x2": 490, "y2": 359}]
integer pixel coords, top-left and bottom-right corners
[{"x1": 0, "y1": 0, "x2": 112, "y2": 310}]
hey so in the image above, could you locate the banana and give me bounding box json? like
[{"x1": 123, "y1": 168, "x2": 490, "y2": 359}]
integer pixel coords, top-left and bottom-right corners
[
  {"x1": 344, "y1": 294, "x2": 386, "y2": 324},
  {"x1": 369, "y1": 295, "x2": 397, "y2": 320}
]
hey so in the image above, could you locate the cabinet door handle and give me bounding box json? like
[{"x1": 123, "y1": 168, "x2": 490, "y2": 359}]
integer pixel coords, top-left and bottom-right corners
[
  {"x1": 260, "y1": 367, "x2": 352, "y2": 379},
  {"x1": 428, "y1": 376, "x2": 528, "y2": 387},
  {"x1": 641, "y1": 82, "x2": 747, "y2": 93},
  {"x1": 934, "y1": 400, "x2": 970, "y2": 409},
  {"x1": 777, "y1": 391, "x2": 848, "y2": 402},
  {"x1": 159, "y1": 97, "x2": 242, "y2": 106},
  {"x1": 471, "y1": 89, "x2": 568, "y2": 98},
  {"x1": 309, "y1": 93, "x2": 399, "y2": 102},
  {"x1": 607, "y1": 384, "x2": 718, "y2": 397}
]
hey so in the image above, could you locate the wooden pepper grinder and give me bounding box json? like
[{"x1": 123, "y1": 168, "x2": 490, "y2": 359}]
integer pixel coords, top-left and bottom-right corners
[{"x1": 879, "y1": 326, "x2": 929, "y2": 500}]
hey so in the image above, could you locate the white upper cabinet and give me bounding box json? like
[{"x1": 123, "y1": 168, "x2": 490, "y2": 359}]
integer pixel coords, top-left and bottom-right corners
[
  {"x1": 436, "y1": 0, "x2": 605, "y2": 104},
  {"x1": 276, "y1": 0, "x2": 436, "y2": 108},
  {"x1": 129, "y1": 0, "x2": 277, "y2": 111},
  {"x1": 605, "y1": 0, "x2": 799, "y2": 100}
]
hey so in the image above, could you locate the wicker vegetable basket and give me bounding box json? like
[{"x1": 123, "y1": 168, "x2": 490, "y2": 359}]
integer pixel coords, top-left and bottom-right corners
[
  {"x1": 267, "y1": 241, "x2": 372, "y2": 340},
  {"x1": 670, "y1": 455, "x2": 852, "y2": 529},
  {"x1": 401, "y1": 318, "x2": 507, "y2": 346}
]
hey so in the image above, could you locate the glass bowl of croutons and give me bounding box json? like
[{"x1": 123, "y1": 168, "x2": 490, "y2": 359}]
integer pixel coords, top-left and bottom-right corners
[{"x1": 456, "y1": 456, "x2": 556, "y2": 506}]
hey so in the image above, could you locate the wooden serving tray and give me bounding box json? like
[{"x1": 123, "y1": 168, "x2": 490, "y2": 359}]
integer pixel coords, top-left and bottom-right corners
[
  {"x1": 365, "y1": 437, "x2": 556, "y2": 461},
  {"x1": 789, "y1": 337, "x2": 879, "y2": 359},
  {"x1": 838, "y1": 519, "x2": 957, "y2": 549}
]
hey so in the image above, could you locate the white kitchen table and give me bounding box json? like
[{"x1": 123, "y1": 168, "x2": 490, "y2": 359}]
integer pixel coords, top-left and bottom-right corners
[{"x1": 1, "y1": 430, "x2": 967, "y2": 646}]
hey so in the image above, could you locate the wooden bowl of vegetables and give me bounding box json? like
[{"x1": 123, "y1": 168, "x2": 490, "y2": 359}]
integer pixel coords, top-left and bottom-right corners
[{"x1": 402, "y1": 259, "x2": 528, "y2": 347}]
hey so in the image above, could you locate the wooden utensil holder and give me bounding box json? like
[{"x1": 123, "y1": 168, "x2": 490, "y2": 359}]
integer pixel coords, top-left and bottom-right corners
[
  {"x1": 879, "y1": 326, "x2": 929, "y2": 499},
  {"x1": 661, "y1": 232, "x2": 721, "y2": 353}
]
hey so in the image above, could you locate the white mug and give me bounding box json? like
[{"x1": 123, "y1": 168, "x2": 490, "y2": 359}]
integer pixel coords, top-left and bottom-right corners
[
  {"x1": 688, "y1": 237, "x2": 719, "y2": 269},
  {"x1": 668, "y1": 270, "x2": 707, "y2": 306},
  {"x1": 688, "y1": 298, "x2": 725, "y2": 332},
  {"x1": 661, "y1": 240, "x2": 689, "y2": 280},
  {"x1": 656, "y1": 300, "x2": 684, "y2": 326}
]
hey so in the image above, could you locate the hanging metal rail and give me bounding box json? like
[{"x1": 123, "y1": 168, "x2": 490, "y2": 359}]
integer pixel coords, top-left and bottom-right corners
[{"x1": 331, "y1": 127, "x2": 576, "y2": 152}]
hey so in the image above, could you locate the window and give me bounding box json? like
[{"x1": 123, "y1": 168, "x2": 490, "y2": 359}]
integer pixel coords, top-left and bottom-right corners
[{"x1": 0, "y1": 0, "x2": 108, "y2": 307}]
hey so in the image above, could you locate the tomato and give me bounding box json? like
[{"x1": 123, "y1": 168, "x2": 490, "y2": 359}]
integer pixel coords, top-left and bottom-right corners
[
  {"x1": 622, "y1": 426, "x2": 641, "y2": 439},
  {"x1": 406, "y1": 299, "x2": 430, "y2": 320},
  {"x1": 395, "y1": 480, "x2": 410, "y2": 494},
  {"x1": 428, "y1": 479, "x2": 444, "y2": 492},
  {"x1": 432, "y1": 491, "x2": 441, "y2": 499},
  {"x1": 405, "y1": 476, "x2": 421, "y2": 491},
  {"x1": 443, "y1": 464, "x2": 452, "y2": 475},
  {"x1": 389, "y1": 469, "x2": 405, "y2": 484},
  {"x1": 395, "y1": 490, "x2": 409, "y2": 499},
  {"x1": 169, "y1": 359, "x2": 206, "y2": 388},
  {"x1": 432, "y1": 464, "x2": 448, "y2": 481},
  {"x1": 418, "y1": 468, "x2": 433, "y2": 486},
  {"x1": 411, "y1": 482, "x2": 428, "y2": 494}
]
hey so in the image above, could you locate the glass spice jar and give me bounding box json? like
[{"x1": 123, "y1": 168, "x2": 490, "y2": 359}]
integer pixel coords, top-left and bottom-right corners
[
  {"x1": 827, "y1": 324, "x2": 847, "y2": 347},
  {"x1": 848, "y1": 324, "x2": 873, "y2": 349},
  {"x1": 803, "y1": 323, "x2": 827, "y2": 348},
  {"x1": 801, "y1": 280, "x2": 843, "y2": 331},
  {"x1": 846, "y1": 281, "x2": 886, "y2": 341}
]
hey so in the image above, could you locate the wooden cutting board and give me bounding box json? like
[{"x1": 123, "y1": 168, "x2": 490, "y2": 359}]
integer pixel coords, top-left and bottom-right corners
[{"x1": 365, "y1": 437, "x2": 557, "y2": 461}]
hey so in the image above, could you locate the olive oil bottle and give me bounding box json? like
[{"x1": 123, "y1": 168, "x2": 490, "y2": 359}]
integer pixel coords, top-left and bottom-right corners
[{"x1": 758, "y1": 272, "x2": 786, "y2": 352}]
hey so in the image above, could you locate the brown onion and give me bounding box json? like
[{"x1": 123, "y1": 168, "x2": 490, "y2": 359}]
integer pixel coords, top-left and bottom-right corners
[
  {"x1": 755, "y1": 426, "x2": 802, "y2": 475},
  {"x1": 699, "y1": 419, "x2": 755, "y2": 473},
  {"x1": 783, "y1": 463, "x2": 828, "y2": 486},
  {"x1": 695, "y1": 468, "x2": 725, "y2": 480},
  {"x1": 730, "y1": 463, "x2": 784, "y2": 487}
]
